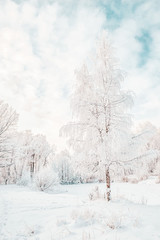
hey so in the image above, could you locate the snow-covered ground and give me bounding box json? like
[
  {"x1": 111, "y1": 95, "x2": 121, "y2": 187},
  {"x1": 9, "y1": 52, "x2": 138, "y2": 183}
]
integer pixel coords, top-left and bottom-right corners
[{"x1": 0, "y1": 178, "x2": 160, "y2": 240}]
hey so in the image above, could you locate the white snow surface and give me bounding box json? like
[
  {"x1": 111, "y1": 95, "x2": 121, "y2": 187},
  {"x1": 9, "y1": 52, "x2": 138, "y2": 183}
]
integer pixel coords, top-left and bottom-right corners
[{"x1": 0, "y1": 178, "x2": 160, "y2": 240}]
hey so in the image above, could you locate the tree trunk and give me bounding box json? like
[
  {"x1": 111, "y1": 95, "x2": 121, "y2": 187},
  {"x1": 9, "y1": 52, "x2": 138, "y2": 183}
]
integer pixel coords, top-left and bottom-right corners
[
  {"x1": 105, "y1": 167, "x2": 111, "y2": 201},
  {"x1": 30, "y1": 162, "x2": 35, "y2": 179}
]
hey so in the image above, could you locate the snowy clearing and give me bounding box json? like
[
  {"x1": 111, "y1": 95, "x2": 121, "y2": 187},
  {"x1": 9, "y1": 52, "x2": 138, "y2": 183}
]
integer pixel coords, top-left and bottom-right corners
[{"x1": 0, "y1": 178, "x2": 160, "y2": 240}]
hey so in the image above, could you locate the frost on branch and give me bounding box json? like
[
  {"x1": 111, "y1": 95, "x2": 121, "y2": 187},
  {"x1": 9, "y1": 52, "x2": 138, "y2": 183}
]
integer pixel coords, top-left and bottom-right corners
[
  {"x1": 60, "y1": 32, "x2": 159, "y2": 199},
  {"x1": 60, "y1": 32, "x2": 134, "y2": 199}
]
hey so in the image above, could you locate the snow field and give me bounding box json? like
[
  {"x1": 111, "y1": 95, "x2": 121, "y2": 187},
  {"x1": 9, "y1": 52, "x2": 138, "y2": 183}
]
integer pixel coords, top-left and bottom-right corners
[{"x1": 0, "y1": 178, "x2": 160, "y2": 240}]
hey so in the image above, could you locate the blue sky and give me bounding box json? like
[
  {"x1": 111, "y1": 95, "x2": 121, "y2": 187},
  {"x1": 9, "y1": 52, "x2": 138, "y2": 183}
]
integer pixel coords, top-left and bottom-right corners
[{"x1": 0, "y1": 0, "x2": 159, "y2": 149}]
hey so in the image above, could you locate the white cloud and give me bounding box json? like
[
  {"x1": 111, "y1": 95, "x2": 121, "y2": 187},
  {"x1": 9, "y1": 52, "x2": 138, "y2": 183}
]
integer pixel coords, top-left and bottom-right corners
[
  {"x1": 0, "y1": 0, "x2": 106, "y2": 150},
  {"x1": 0, "y1": 0, "x2": 159, "y2": 150},
  {"x1": 110, "y1": 0, "x2": 160, "y2": 127}
]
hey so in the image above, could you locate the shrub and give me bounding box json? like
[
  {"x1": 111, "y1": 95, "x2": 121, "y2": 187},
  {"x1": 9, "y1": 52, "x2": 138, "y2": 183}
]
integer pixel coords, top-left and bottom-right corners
[
  {"x1": 88, "y1": 186, "x2": 105, "y2": 201},
  {"x1": 34, "y1": 167, "x2": 59, "y2": 191},
  {"x1": 17, "y1": 170, "x2": 31, "y2": 186}
]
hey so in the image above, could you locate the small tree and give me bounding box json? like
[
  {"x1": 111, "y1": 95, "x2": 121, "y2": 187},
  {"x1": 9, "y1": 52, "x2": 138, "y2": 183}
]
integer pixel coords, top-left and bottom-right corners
[
  {"x1": 54, "y1": 150, "x2": 74, "y2": 184},
  {"x1": 12, "y1": 131, "x2": 55, "y2": 182}
]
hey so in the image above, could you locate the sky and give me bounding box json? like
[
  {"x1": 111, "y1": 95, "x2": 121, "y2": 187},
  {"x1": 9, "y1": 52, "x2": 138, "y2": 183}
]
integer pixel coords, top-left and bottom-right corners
[{"x1": 0, "y1": 0, "x2": 160, "y2": 150}]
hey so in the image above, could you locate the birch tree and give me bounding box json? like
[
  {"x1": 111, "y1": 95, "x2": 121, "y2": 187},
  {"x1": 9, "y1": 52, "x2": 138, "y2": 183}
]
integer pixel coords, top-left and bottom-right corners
[{"x1": 61, "y1": 33, "x2": 133, "y2": 201}]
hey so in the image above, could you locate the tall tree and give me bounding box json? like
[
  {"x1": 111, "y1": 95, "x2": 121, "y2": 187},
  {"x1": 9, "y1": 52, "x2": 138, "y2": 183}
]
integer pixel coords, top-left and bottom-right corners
[{"x1": 61, "y1": 33, "x2": 133, "y2": 201}]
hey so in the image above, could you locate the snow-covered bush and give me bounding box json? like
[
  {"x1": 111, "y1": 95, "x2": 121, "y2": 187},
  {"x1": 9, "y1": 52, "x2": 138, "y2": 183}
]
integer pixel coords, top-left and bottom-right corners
[
  {"x1": 34, "y1": 167, "x2": 59, "y2": 191},
  {"x1": 89, "y1": 186, "x2": 100, "y2": 200},
  {"x1": 17, "y1": 170, "x2": 31, "y2": 186},
  {"x1": 139, "y1": 196, "x2": 148, "y2": 205},
  {"x1": 71, "y1": 208, "x2": 96, "y2": 227},
  {"x1": 105, "y1": 212, "x2": 125, "y2": 230},
  {"x1": 88, "y1": 186, "x2": 105, "y2": 201}
]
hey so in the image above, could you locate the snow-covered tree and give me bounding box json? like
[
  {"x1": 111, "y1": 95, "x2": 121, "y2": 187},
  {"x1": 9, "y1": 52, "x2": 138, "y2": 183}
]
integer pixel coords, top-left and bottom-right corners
[
  {"x1": 0, "y1": 100, "x2": 18, "y2": 184},
  {"x1": 150, "y1": 129, "x2": 160, "y2": 177},
  {"x1": 12, "y1": 131, "x2": 55, "y2": 183},
  {"x1": 54, "y1": 150, "x2": 77, "y2": 184},
  {"x1": 0, "y1": 100, "x2": 18, "y2": 166},
  {"x1": 61, "y1": 33, "x2": 133, "y2": 200},
  {"x1": 134, "y1": 122, "x2": 160, "y2": 177},
  {"x1": 0, "y1": 100, "x2": 58, "y2": 186}
]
